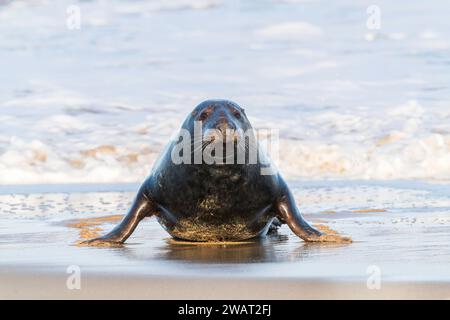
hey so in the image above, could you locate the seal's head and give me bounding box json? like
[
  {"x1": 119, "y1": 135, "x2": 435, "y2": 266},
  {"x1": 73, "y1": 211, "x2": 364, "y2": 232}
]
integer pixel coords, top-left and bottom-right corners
[
  {"x1": 177, "y1": 99, "x2": 256, "y2": 166},
  {"x1": 186, "y1": 99, "x2": 251, "y2": 142}
]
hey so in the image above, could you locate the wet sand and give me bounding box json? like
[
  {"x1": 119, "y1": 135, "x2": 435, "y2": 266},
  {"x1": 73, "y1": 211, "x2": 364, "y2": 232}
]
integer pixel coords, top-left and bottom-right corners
[
  {"x1": 1, "y1": 181, "x2": 450, "y2": 299},
  {"x1": 2, "y1": 270, "x2": 450, "y2": 300}
]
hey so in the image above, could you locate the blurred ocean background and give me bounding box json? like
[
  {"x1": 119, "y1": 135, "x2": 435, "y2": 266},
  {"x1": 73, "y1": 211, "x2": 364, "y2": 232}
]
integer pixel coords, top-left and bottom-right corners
[{"x1": 1, "y1": 0, "x2": 450, "y2": 184}]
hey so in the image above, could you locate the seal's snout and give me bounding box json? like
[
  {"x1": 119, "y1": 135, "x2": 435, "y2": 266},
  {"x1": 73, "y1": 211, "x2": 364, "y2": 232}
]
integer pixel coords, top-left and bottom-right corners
[
  {"x1": 204, "y1": 127, "x2": 238, "y2": 144},
  {"x1": 214, "y1": 118, "x2": 237, "y2": 141},
  {"x1": 190, "y1": 99, "x2": 249, "y2": 144},
  {"x1": 216, "y1": 118, "x2": 235, "y2": 133}
]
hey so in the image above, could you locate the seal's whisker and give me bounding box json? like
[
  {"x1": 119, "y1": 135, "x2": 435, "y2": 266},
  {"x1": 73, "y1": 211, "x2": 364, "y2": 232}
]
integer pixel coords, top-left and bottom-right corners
[{"x1": 190, "y1": 140, "x2": 211, "y2": 155}]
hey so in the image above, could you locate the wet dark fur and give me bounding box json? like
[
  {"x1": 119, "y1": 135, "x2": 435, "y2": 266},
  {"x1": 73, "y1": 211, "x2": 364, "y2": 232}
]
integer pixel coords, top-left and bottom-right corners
[
  {"x1": 145, "y1": 100, "x2": 282, "y2": 241},
  {"x1": 85, "y1": 99, "x2": 326, "y2": 245}
]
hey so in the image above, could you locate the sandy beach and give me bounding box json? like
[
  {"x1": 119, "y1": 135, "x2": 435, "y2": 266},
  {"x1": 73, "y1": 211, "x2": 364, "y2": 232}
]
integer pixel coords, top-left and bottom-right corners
[
  {"x1": 1, "y1": 181, "x2": 449, "y2": 299},
  {"x1": 2, "y1": 271, "x2": 450, "y2": 300}
]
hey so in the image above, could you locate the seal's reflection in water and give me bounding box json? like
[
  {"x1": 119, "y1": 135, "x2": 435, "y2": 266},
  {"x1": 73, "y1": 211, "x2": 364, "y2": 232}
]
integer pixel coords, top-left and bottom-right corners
[
  {"x1": 161, "y1": 236, "x2": 284, "y2": 264},
  {"x1": 118, "y1": 232, "x2": 350, "y2": 264}
]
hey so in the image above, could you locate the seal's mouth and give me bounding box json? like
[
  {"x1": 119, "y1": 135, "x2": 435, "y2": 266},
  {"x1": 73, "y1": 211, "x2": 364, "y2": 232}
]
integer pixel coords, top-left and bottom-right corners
[
  {"x1": 203, "y1": 128, "x2": 240, "y2": 145},
  {"x1": 198, "y1": 133, "x2": 251, "y2": 165},
  {"x1": 202, "y1": 129, "x2": 245, "y2": 154}
]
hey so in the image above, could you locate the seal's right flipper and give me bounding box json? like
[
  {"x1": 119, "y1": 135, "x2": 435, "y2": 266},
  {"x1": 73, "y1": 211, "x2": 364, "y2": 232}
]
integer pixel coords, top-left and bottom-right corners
[{"x1": 82, "y1": 186, "x2": 155, "y2": 246}]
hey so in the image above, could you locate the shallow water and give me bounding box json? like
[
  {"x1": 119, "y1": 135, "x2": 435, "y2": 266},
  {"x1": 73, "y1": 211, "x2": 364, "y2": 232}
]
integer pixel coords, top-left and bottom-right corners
[
  {"x1": 1, "y1": 0, "x2": 450, "y2": 183},
  {"x1": 1, "y1": 181, "x2": 449, "y2": 282}
]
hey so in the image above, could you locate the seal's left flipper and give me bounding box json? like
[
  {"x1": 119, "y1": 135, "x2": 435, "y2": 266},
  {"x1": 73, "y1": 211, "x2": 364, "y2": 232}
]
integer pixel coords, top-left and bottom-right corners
[
  {"x1": 82, "y1": 186, "x2": 155, "y2": 246},
  {"x1": 275, "y1": 178, "x2": 351, "y2": 243},
  {"x1": 275, "y1": 182, "x2": 322, "y2": 241}
]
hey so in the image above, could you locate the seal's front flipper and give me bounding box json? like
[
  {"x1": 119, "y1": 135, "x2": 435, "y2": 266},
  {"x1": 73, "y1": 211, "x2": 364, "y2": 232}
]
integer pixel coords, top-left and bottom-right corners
[
  {"x1": 82, "y1": 187, "x2": 154, "y2": 246},
  {"x1": 275, "y1": 189, "x2": 322, "y2": 242},
  {"x1": 275, "y1": 179, "x2": 351, "y2": 243}
]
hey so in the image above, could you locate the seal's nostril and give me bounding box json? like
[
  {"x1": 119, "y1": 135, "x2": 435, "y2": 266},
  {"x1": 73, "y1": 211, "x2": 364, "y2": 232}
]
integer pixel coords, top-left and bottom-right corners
[{"x1": 215, "y1": 121, "x2": 228, "y2": 134}]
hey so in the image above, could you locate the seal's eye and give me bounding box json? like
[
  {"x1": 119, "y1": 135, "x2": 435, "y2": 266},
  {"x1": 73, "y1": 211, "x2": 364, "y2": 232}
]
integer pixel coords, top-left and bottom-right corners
[
  {"x1": 199, "y1": 111, "x2": 209, "y2": 121},
  {"x1": 233, "y1": 110, "x2": 241, "y2": 119}
]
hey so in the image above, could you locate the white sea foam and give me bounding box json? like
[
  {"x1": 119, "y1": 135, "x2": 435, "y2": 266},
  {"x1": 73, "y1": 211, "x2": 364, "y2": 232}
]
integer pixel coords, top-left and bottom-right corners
[{"x1": 258, "y1": 21, "x2": 322, "y2": 40}]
